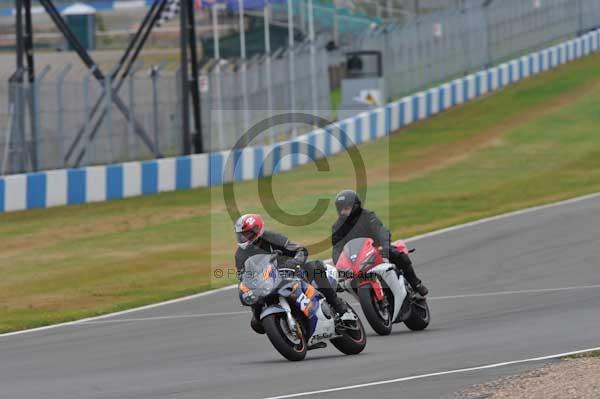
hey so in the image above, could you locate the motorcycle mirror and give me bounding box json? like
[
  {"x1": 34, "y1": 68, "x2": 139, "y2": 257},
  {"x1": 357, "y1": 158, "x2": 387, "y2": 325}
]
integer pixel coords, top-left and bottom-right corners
[
  {"x1": 270, "y1": 251, "x2": 282, "y2": 265},
  {"x1": 409, "y1": 248, "x2": 416, "y2": 253}
]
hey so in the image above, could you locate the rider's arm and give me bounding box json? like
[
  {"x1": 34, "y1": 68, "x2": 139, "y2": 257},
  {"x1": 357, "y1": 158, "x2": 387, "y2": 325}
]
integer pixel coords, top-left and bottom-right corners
[
  {"x1": 331, "y1": 223, "x2": 344, "y2": 264},
  {"x1": 282, "y1": 238, "x2": 308, "y2": 264},
  {"x1": 368, "y1": 211, "x2": 391, "y2": 258},
  {"x1": 234, "y1": 250, "x2": 246, "y2": 281},
  {"x1": 263, "y1": 230, "x2": 308, "y2": 264}
]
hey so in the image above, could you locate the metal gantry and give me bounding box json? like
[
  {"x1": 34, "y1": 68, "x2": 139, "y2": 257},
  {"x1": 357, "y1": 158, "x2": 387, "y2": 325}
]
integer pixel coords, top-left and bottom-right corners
[{"x1": 9, "y1": 0, "x2": 204, "y2": 172}]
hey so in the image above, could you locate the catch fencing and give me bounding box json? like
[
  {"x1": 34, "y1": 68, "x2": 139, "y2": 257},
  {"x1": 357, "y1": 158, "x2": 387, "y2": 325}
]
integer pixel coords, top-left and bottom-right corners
[
  {"x1": 0, "y1": 43, "x2": 330, "y2": 173},
  {"x1": 1, "y1": 27, "x2": 600, "y2": 213},
  {"x1": 356, "y1": 0, "x2": 600, "y2": 100},
  {"x1": 3, "y1": 0, "x2": 600, "y2": 175}
]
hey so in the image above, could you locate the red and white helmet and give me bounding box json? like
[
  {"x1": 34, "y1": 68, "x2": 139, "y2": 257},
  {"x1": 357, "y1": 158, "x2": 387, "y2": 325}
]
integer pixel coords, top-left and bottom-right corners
[{"x1": 234, "y1": 214, "x2": 264, "y2": 249}]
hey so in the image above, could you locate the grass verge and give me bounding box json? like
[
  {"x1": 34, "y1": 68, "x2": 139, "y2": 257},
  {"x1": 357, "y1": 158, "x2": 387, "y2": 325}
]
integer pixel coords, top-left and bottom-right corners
[
  {"x1": 2, "y1": 51, "x2": 600, "y2": 333},
  {"x1": 566, "y1": 350, "x2": 600, "y2": 359}
]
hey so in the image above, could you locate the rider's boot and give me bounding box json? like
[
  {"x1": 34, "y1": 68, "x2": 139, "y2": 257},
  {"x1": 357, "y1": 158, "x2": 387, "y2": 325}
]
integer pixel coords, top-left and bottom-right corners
[
  {"x1": 331, "y1": 296, "x2": 348, "y2": 317},
  {"x1": 413, "y1": 282, "x2": 429, "y2": 296},
  {"x1": 392, "y1": 250, "x2": 429, "y2": 297}
]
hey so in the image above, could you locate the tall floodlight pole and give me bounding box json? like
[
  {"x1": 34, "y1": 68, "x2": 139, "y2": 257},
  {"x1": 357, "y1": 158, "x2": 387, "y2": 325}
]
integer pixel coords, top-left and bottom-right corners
[
  {"x1": 308, "y1": 0, "x2": 317, "y2": 119},
  {"x1": 239, "y1": 0, "x2": 250, "y2": 146},
  {"x1": 264, "y1": 0, "x2": 273, "y2": 144},
  {"x1": 287, "y1": 0, "x2": 297, "y2": 137},
  {"x1": 212, "y1": 3, "x2": 225, "y2": 150}
]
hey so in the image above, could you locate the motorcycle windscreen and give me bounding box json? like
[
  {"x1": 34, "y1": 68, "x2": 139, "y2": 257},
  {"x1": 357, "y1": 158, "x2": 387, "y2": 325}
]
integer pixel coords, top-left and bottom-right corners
[
  {"x1": 341, "y1": 237, "x2": 368, "y2": 264},
  {"x1": 241, "y1": 254, "x2": 281, "y2": 298}
]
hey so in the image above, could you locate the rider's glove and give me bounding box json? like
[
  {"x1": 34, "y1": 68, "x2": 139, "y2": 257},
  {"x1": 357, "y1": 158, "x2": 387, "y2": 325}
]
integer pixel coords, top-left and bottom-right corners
[{"x1": 284, "y1": 258, "x2": 303, "y2": 270}]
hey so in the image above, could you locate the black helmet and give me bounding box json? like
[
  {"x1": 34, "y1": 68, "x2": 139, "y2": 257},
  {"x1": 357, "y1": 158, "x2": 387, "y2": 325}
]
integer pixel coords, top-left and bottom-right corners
[{"x1": 334, "y1": 190, "x2": 362, "y2": 217}]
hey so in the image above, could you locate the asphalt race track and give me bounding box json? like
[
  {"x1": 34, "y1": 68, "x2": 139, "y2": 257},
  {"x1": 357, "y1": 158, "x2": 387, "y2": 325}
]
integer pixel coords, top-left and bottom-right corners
[{"x1": 2, "y1": 195, "x2": 600, "y2": 399}]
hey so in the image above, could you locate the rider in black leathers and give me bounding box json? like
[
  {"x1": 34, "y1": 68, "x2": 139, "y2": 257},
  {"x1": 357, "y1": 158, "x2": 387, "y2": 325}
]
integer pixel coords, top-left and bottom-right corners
[
  {"x1": 234, "y1": 214, "x2": 348, "y2": 334},
  {"x1": 331, "y1": 190, "x2": 429, "y2": 296}
]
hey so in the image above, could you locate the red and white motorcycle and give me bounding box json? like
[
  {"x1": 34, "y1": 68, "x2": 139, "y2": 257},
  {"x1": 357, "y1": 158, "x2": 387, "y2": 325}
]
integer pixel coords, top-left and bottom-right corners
[{"x1": 333, "y1": 237, "x2": 430, "y2": 335}]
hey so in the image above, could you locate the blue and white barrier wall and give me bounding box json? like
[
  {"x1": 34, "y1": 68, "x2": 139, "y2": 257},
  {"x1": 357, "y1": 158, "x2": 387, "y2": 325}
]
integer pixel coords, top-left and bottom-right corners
[{"x1": 1, "y1": 28, "x2": 599, "y2": 213}]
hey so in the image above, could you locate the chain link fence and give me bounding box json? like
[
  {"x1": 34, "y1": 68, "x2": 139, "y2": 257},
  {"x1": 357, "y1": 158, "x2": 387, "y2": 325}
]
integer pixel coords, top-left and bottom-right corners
[
  {"x1": 200, "y1": 43, "x2": 331, "y2": 151},
  {"x1": 0, "y1": 43, "x2": 330, "y2": 172},
  {"x1": 1, "y1": 65, "x2": 184, "y2": 173},
  {"x1": 2, "y1": 0, "x2": 600, "y2": 174},
  {"x1": 355, "y1": 0, "x2": 600, "y2": 100}
]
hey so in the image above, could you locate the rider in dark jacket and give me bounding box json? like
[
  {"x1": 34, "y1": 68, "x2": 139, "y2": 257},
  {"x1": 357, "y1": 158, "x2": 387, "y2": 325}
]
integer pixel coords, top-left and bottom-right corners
[
  {"x1": 235, "y1": 213, "x2": 348, "y2": 334},
  {"x1": 331, "y1": 190, "x2": 429, "y2": 296}
]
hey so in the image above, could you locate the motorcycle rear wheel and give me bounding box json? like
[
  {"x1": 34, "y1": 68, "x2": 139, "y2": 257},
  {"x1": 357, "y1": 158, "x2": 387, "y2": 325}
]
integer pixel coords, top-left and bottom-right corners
[
  {"x1": 403, "y1": 298, "x2": 430, "y2": 331},
  {"x1": 330, "y1": 304, "x2": 367, "y2": 355}
]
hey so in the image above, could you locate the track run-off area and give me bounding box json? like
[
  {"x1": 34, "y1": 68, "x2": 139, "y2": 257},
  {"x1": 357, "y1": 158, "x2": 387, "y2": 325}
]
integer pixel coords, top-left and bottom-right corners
[{"x1": 2, "y1": 193, "x2": 599, "y2": 399}]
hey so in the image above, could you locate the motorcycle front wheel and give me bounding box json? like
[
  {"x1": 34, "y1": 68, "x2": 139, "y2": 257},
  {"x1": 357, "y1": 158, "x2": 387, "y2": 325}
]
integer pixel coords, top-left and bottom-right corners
[
  {"x1": 263, "y1": 313, "x2": 307, "y2": 361},
  {"x1": 358, "y1": 285, "x2": 393, "y2": 335}
]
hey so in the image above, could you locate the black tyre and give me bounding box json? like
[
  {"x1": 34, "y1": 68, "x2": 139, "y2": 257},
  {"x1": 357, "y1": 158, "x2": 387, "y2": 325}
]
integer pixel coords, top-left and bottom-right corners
[
  {"x1": 403, "y1": 298, "x2": 430, "y2": 331},
  {"x1": 330, "y1": 304, "x2": 367, "y2": 355},
  {"x1": 358, "y1": 285, "x2": 393, "y2": 335},
  {"x1": 262, "y1": 313, "x2": 307, "y2": 361}
]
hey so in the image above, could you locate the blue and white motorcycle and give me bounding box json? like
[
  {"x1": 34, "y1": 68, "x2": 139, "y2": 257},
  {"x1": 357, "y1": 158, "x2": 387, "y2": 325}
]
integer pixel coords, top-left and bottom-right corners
[{"x1": 239, "y1": 253, "x2": 367, "y2": 361}]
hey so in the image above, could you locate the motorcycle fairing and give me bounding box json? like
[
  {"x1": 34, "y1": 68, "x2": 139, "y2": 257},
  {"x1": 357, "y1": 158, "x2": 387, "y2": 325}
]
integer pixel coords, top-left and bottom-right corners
[
  {"x1": 368, "y1": 263, "x2": 407, "y2": 323},
  {"x1": 288, "y1": 280, "x2": 322, "y2": 335}
]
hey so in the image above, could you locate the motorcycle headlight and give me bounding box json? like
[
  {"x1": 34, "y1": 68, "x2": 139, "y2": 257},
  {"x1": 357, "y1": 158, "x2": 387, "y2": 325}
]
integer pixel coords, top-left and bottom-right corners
[
  {"x1": 359, "y1": 253, "x2": 376, "y2": 271},
  {"x1": 242, "y1": 290, "x2": 259, "y2": 305}
]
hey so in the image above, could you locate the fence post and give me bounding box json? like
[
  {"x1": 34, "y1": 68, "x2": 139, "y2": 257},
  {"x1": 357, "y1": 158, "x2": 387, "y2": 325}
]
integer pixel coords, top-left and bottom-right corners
[
  {"x1": 483, "y1": 2, "x2": 493, "y2": 68},
  {"x1": 30, "y1": 66, "x2": 50, "y2": 171},
  {"x1": 151, "y1": 65, "x2": 160, "y2": 155},
  {"x1": 2, "y1": 100, "x2": 16, "y2": 175},
  {"x1": 105, "y1": 73, "x2": 114, "y2": 163},
  {"x1": 81, "y1": 66, "x2": 95, "y2": 166},
  {"x1": 214, "y1": 65, "x2": 225, "y2": 150},
  {"x1": 264, "y1": 1, "x2": 274, "y2": 145},
  {"x1": 287, "y1": 0, "x2": 297, "y2": 137},
  {"x1": 238, "y1": 0, "x2": 250, "y2": 146},
  {"x1": 56, "y1": 64, "x2": 72, "y2": 169},
  {"x1": 212, "y1": 4, "x2": 226, "y2": 151},
  {"x1": 332, "y1": 4, "x2": 339, "y2": 47},
  {"x1": 127, "y1": 63, "x2": 143, "y2": 160},
  {"x1": 577, "y1": 0, "x2": 583, "y2": 36},
  {"x1": 308, "y1": 0, "x2": 318, "y2": 118}
]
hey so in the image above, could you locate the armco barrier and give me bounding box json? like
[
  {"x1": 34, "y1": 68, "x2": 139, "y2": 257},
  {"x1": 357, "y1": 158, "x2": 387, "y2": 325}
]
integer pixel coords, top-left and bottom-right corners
[{"x1": 1, "y1": 28, "x2": 599, "y2": 213}]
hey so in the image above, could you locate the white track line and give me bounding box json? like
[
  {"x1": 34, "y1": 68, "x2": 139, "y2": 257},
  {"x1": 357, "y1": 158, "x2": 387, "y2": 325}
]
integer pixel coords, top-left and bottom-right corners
[
  {"x1": 263, "y1": 346, "x2": 600, "y2": 399},
  {"x1": 80, "y1": 310, "x2": 248, "y2": 324},
  {"x1": 429, "y1": 284, "x2": 600, "y2": 300},
  {"x1": 404, "y1": 192, "x2": 600, "y2": 243},
  {"x1": 0, "y1": 285, "x2": 236, "y2": 339},
  {"x1": 65, "y1": 284, "x2": 598, "y2": 325},
  {"x1": 2, "y1": 192, "x2": 599, "y2": 339}
]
